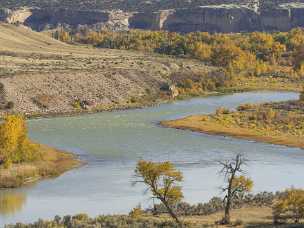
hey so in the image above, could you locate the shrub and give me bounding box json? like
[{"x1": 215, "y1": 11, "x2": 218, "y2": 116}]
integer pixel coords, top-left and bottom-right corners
[
  {"x1": 300, "y1": 90, "x2": 304, "y2": 101},
  {"x1": 72, "y1": 213, "x2": 89, "y2": 221},
  {"x1": 216, "y1": 107, "x2": 230, "y2": 115},
  {"x1": 5, "y1": 101, "x2": 14, "y2": 110},
  {"x1": 130, "y1": 97, "x2": 137, "y2": 103},
  {"x1": 273, "y1": 189, "x2": 304, "y2": 224},
  {"x1": 237, "y1": 103, "x2": 256, "y2": 111},
  {"x1": 160, "y1": 82, "x2": 170, "y2": 91},
  {"x1": 72, "y1": 100, "x2": 82, "y2": 109},
  {"x1": 32, "y1": 95, "x2": 56, "y2": 109},
  {"x1": 129, "y1": 205, "x2": 144, "y2": 218}
]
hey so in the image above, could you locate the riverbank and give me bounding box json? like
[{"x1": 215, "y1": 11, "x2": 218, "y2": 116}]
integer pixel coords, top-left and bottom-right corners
[
  {"x1": 161, "y1": 99, "x2": 304, "y2": 149},
  {"x1": 5, "y1": 206, "x2": 303, "y2": 227},
  {"x1": 1, "y1": 24, "x2": 304, "y2": 120},
  {"x1": 6, "y1": 85, "x2": 302, "y2": 120},
  {"x1": 0, "y1": 144, "x2": 82, "y2": 188}
]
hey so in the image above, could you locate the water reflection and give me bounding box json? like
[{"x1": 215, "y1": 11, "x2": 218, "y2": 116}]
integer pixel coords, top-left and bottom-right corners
[{"x1": 0, "y1": 190, "x2": 26, "y2": 215}]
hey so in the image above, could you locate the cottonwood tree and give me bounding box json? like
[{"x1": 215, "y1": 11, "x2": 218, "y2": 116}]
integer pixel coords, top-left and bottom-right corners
[
  {"x1": 134, "y1": 160, "x2": 183, "y2": 226},
  {"x1": 219, "y1": 154, "x2": 253, "y2": 224}
]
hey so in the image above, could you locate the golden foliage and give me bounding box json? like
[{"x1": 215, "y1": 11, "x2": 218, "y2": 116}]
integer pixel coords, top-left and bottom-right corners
[
  {"x1": 288, "y1": 28, "x2": 304, "y2": 49},
  {"x1": 53, "y1": 29, "x2": 71, "y2": 43},
  {"x1": 129, "y1": 205, "x2": 144, "y2": 218},
  {"x1": 135, "y1": 160, "x2": 183, "y2": 205},
  {"x1": 0, "y1": 115, "x2": 40, "y2": 168},
  {"x1": 231, "y1": 175, "x2": 253, "y2": 194},
  {"x1": 211, "y1": 43, "x2": 256, "y2": 72},
  {"x1": 273, "y1": 189, "x2": 304, "y2": 223},
  {"x1": 135, "y1": 160, "x2": 183, "y2": 224},
  {"x1": 192, "y1": 42, "x2": 212, "y2": 61}
]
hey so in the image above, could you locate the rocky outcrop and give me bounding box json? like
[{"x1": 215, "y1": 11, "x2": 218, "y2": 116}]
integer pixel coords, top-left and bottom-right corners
[
  {"x1": 129, "y1": 2, "x2": 304, "y2": 33},
  {"x1": 1, "y1": 2, "x2": 304, "y2": 33},
  {"x1": 24, "y1": 8, "x2": 110, "y2": 31},
  {"x1": 162, "y1": 5, "x2": 260, "y2": 33},
  {"x1": 260, "y1": 3, "x2": 304, "y2": 31},
  {"x1": 129, "y1": 10, "x2": 174, "y2": 30},
  {"x1": 0, "y1": 7, "x2": 32, "y2": 24}
]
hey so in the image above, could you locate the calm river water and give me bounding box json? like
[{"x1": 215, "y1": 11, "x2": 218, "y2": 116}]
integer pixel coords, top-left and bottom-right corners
[{"x1": 1, "y1": 91, "x2": 303, "y2": 226}]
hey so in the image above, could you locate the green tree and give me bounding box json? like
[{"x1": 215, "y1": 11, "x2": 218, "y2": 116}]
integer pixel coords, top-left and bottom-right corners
[
  {"x1": 134, "y1": 160, "x2": 183, "y2": 226},
  {"x1": 219, "y1": 154, "x2": 253, "y2": 224}
]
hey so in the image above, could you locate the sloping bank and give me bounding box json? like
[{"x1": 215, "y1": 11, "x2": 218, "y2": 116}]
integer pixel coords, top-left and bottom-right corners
[{"x1": 161, "y1": 98, "x2": 304, "y2": 149}]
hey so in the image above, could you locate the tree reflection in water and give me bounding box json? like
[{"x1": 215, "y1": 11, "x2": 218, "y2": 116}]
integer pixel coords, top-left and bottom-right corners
[{"x1": 0, "y1": 190, "x2": 26, "y2": 215}]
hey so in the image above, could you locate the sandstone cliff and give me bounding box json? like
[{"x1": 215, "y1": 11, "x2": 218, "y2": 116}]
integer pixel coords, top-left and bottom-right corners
[{"x1": 1, "y1": 2, "x2": 304, "y2": 34}]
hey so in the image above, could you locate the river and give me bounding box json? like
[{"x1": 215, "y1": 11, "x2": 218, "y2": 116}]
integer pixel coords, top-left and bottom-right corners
[{"x1": 1, "y1": 91, "x2": 303, "y2": 226}]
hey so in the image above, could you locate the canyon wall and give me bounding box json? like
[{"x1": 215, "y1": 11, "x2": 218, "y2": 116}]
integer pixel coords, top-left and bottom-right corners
[{"x1": 1, "y1": 2, "x2": 304, "y2": 33}]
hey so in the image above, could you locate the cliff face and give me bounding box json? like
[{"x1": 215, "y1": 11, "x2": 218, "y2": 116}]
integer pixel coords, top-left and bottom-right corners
[
  {"x1": 24, "y1": 9, "x2": 110, "y2": 31},
  {"x1": 260, "y1": 4, "x2": 304, "y2": 31},
  {"x1": 1, "y1": 2, "x2": 304, "y2": 33},
  {"x1": 130, "y1": 3, "x2": 304, "y2": 33},
  {"x1": 162, "y1": 5, "x2": 260, "y2": 33},
  {"x1": 129, "y1": 10, "x2": 173, "y2": 30}
]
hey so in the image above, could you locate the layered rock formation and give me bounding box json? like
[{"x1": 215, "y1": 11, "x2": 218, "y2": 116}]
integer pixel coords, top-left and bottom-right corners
[{"x1": 1, "y1": 1, "x2": 304, "y2": 33}]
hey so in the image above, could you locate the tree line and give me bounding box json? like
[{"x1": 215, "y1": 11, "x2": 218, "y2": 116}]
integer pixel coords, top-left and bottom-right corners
[{"x1": 53, "y1": 28, "x2": 304, "y2": 78}]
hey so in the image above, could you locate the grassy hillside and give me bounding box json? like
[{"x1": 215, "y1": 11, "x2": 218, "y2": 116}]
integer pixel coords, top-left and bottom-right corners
[
  {"x1": 0, "y1": 23, "x2": 212, "y2": 116},
  {"x1": 0, "y1": 23, "x2": 301, "y2": 117}
]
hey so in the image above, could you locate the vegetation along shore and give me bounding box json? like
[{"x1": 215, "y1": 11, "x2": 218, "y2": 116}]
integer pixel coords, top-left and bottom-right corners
[
  {"x1": 0, "y1": 114, "x2": 82, "y2": 188},
  {"x1": 0, "y1": 24, "x2": 304, "y2": 118},
  {"x1": 6, "y1": 157, "x2": 304, "y2": 227},
  {"x1": 161, "y1": 90, "x2": 304, "y2": 149}
]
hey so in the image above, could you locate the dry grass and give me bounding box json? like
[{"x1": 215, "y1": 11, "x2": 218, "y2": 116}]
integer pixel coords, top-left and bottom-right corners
[
  {"x1": 0, "y1": 144, "x2": 82, "y2": 188},
  {"x1": 16, "y1": 206, "x2": 301, "y2": 227},
  {"x1": 180, "y1": 206, "x2": 273, "y2": 227},
  {"x1": 150, "y1": 206, "x2": 303, "y2": 227},
  {"x1": 0, "y1": 23, "x2": 213, "y2": 116},
  {"x1": 0, "y1": 23, "x2": 302, "y2": 117},
  {"x1": 231, "y1": 76, "x2": 303, "y2": 92},
  {"x1": 161, "y1": 105, "x2": 304, "y2": 149}
]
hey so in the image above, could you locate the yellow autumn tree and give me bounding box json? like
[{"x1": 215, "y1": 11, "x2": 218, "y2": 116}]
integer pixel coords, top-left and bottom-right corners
[
  {"x1": 192, "y1": 42, "x2": 212, "y2": 61},
  {"x1": 134, "y1": 160, "x2": 183, "y2": 226},
  {"x1": 211, "y1": 43, "x2": 256, "y2": 73},
  {"x1": 53, "y1": 29, "x2": 71, "y2": 43},
  {"x1": 293, "y1": 45, "x2": 304, "y2": 77},
  {"x1": 288, "y1": 28, "x2": 304, "y2": 50},
  {"x1": 0, "y1": 115, "x2": 40, "y2": 168},
  {"x1": 249, "y1": 32, "x2": 274, "y2": 60},
  {"x1": 273, "y1": 189, "x2": 304, "y2": 223}
]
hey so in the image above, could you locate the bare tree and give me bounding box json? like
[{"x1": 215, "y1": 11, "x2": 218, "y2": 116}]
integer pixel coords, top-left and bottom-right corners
[{"x1": 219, "y1": 153, "x2": 253, "y2": 224}]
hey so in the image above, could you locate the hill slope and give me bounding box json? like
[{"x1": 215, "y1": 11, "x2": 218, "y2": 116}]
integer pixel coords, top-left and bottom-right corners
[{"x1": 0, "y1": 23, "x2": 210, "y2": 116}]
